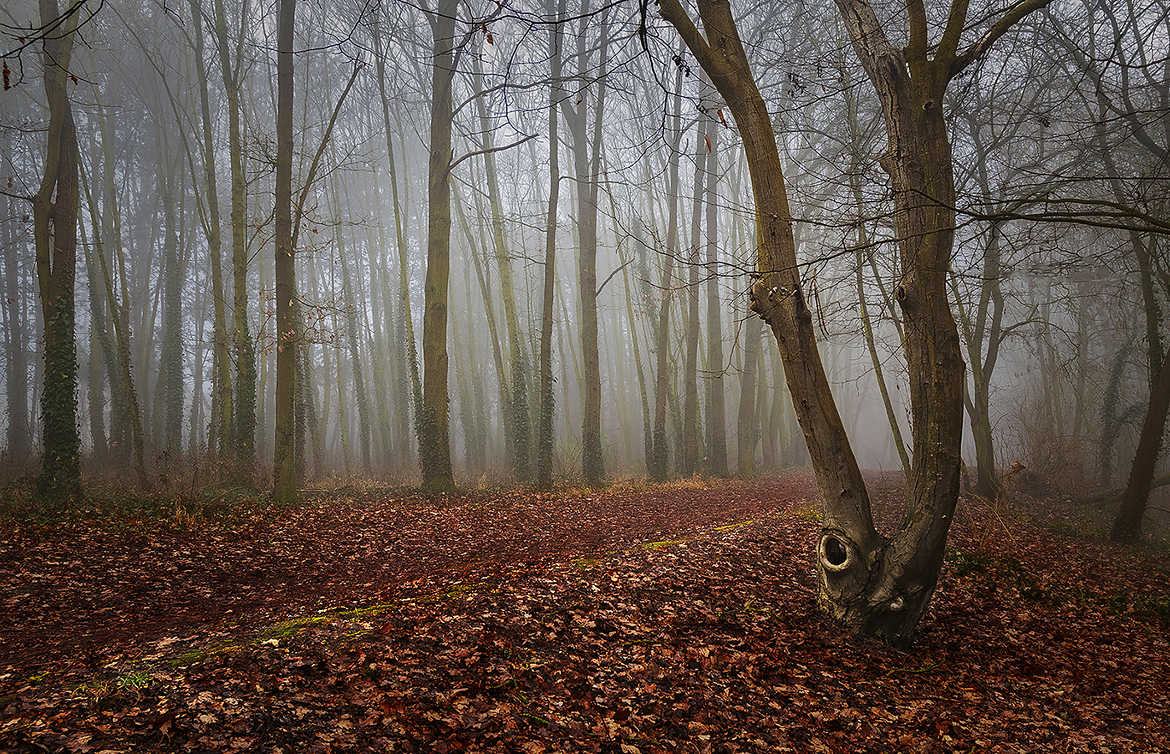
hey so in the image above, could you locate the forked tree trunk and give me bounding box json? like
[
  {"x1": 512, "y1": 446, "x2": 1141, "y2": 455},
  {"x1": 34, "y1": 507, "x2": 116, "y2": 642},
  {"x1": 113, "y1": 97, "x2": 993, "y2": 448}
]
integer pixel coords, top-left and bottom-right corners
[
  {"x1": 661, "y1": 0, "x2": 1042, "y2": 645},
  {"x1": 561, "y1": 5, "x2": 610, "y2": 486}
]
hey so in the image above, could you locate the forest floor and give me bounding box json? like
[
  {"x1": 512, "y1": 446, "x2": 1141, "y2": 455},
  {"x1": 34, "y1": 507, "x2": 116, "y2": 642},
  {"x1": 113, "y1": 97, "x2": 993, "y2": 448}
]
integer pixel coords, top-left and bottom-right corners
[{"x1": 1, "y1": 474, "x2": 1168, "y2": 752}]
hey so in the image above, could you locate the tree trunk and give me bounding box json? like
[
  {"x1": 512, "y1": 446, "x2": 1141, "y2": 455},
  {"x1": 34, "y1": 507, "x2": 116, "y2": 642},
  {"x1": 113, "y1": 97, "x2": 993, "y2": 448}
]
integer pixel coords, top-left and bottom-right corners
[
  {"x1": 681, "y1": 114, "x2": 706, "y2": 477},
  {"x1": 620, "y1": 225, "x2": 653, "y2": 470},
  {"x1": 272, "y1": 0, "x2": 297, "y2": 503},
  {"x1": 1111, "y1": 340, "x2": 1170, "y2": 542},
  {"x1": 659, "y1": 0, "x2": 1033, "y2": 645},
  {"x1": 844, "y1": 80, "x2": 910, "y2": 481},
  {"x1": 737, "y1": 317, "x2": 761, "y2": 476},
  {"x1": 3, "y1": 196, "x2": 31, "y2": 465},
  {"x1": 189, "y1": 0, "x2": 232, "y2": 460},
  {"x1": 536, "y1": 0, "x2": 564, "y2": 487},
  {"x1": 455, "y1": 189, "x2": 512, "y2": 462},
  {"x1": 212, "y1": 0, "x2": 255, "y2": 474},
  {"x1": 419, "y1": 0, "x2": 458, "y2": 492},
  {"x1": 335, "y1": 187, "x2": 372, "y2": 474},
  {"x1": 373, "y1": 18, "x2": 422, "y2": 473},
  {"x1": 649, "y1": 60, "x2": 685, "y2": 481},
  {"x1": 33, "y1": 0, "x2": 82, "y2": 503},
  {"x1": 968, "y1": 377, "x2": 998, "y2": 498},
  {"x1": 156, "y1": 150, "x2": 184, "y2": 459},
  {"x1": 703, "y1": 99, "x2": 728, "y2": 477},
  {"x1": 562, "y1": 10, "x2": 610, "y2": 486},
  {"x1": 80, "y1": 141, "x2": 148, "y2": 487},
  {"x1": 81, "y1": 223, "x2": 107, "y2": 464},
  {"x1": 472, "y1": 61, "x2": 531, "y2": 482}
]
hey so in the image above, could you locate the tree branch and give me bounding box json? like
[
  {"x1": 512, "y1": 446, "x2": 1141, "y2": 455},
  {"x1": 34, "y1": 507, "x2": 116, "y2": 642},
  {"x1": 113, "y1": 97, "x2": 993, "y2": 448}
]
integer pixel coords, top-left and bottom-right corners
[
  {"x1": 291, "y1": 61, "x2": 362, "y2": 251},
  {"x1": 595, "y1": 257, "x2": 634, "y2": 298},
  {"x1": 446, "y1": 133, "x2": 537, "y2": 176},
  {"x1": 951, "y1": 0, "x2": 1054, "y2": 76},
  {"x1": 657, "y1": 0, "x2": 722, "y2": 78}
]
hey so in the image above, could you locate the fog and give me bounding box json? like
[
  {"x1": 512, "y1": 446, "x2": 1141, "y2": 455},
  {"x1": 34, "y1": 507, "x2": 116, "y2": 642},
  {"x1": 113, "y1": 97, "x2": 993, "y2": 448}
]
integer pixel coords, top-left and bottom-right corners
[{"x1": 0, "y1": 0, "x2": 1165, "y2": 516}]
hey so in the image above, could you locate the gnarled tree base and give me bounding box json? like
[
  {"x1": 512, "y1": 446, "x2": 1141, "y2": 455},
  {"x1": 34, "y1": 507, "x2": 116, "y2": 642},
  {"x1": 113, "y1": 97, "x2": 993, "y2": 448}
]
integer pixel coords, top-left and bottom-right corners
[{"x1": 816, "y1": 530, "x2": 941, "y2": 649}]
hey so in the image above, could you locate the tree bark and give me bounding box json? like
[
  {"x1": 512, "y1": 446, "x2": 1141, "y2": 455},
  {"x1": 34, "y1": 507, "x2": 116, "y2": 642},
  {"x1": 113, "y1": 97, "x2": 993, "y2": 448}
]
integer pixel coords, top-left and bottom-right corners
[
  {"x1": 536, "y1": 0, "x2": 565, "y2": 487},
  {"x1": 419, "y1": 0, "x2": 458, "y2": 492},
  {"x1": 649, "y1": 60, "x2": 685, "y2": 481},
  {"x1": 560, "y1": 4, "x2": 609, "y2": 485},
  {"x1": 703, "y1": 98, "x2": 728, "y2": 476},
  {"x1": 33, "y1": 0, "x2": 82, "y2": 503},
  {"x1": 681, "y1": 113, "x2": 706, "y2": 477},
  {"x1": 189, "y1": 0, "x2": 232, "y2": 460},
  {"x1": 272, "y1": 0, "x2": 296, "y2": 503},
  {"x1": 737, "y1": 316, "x2": 761, "y2": 476},
  {"x1": 3, "y1": 196, "x2": 31, "y2": 465},
  {"x1": 155, "y1": 147, "x2": 184, "y2": 459},
  {"x1": 212, "y1": 0, "x2": 256, "y2": 474},
  {"x1": 472, "y1": 61, "x2": 531, "y2": 482},
  {"x1": 1112, "y1": 343, "x2": 1170, "y2": 542}
]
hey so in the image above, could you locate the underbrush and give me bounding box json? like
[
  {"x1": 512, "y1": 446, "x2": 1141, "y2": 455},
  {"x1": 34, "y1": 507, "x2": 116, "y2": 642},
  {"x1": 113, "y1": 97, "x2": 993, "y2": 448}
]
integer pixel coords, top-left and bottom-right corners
[
  {"x1": 946, "y1": 545, "x2": 1170, "y2": 627},
  {"x1": 0, "y1": 480, "x2": 273, "y2": 526}
]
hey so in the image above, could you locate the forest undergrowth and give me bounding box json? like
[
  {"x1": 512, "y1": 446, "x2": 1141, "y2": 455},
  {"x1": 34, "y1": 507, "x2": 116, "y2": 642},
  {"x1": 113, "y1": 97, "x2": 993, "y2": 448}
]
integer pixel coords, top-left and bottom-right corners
[{"x1": 1, "y1": 475, "x2": 1168, "y2": 752}]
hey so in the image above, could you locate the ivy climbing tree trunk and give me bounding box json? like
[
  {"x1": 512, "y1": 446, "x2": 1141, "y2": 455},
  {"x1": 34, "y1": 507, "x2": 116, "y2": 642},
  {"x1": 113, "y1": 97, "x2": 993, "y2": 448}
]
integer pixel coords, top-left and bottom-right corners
[
  {"x1": 536, "y1": 0, "x2": 564, "y2": 488},
  {"x1": 212, "y1": 0, "x2": 256, "y2": 474},
  {"x1": 472, "y1": 60, "x2": 531, "y2": 482},
  {"x1": 189, "y1": 0, "x2": 232, "y2": 461},
  {"x1": 33, "y1": 0, "x2": 82, "y2": 503}
]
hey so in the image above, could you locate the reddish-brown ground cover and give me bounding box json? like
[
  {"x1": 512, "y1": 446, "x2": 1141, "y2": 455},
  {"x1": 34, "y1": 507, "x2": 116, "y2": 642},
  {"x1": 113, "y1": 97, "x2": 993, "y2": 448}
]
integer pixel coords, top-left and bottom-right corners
[{"x1": 1, "y1": 475, "x2": 1168, "y2": 752}]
